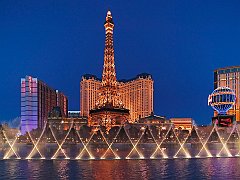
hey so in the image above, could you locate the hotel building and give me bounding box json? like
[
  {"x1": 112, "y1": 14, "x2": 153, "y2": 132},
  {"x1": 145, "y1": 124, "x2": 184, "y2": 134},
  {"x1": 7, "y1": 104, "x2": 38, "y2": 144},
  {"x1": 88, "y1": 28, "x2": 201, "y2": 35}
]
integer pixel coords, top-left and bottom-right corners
[
  {"x1": 80, "y1": 74, "x2": 153, "y2": 122},
  {"x1": 21, "y1": 75, "x2": 68, "y2": 134},
  {"x1": 80, "y1": 11, "x2": 154, "y2": 123},
  {"x1": 80, "y1": 74, "x2": 101, "y2": 118},
  {"x1": 214, "y1": 66, "x2": 240, "y2": 121},
  {"x1": 118, "y1": 73, "x2": 153, "y2": 121}
]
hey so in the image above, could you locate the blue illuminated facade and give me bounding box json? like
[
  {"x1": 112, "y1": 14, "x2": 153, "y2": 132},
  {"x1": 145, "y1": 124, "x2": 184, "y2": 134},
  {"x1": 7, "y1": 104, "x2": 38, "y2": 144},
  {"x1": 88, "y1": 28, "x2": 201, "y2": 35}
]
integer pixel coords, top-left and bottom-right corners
[{"x1": 21, "y1": 76, "x2": 68, "y2": 135}]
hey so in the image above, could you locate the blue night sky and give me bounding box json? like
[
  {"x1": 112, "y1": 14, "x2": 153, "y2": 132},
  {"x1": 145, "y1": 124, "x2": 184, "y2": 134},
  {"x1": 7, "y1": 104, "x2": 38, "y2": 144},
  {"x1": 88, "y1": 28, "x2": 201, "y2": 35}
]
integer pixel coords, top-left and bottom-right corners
[{"x1": 0, "y1": 1, "x2": 240, "y2": 125}]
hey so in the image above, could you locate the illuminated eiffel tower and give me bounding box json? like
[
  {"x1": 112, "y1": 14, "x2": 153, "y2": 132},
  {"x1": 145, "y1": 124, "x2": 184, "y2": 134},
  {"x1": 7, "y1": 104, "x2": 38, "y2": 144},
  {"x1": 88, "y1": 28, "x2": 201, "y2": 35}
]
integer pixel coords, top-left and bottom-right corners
[{"x1": 89, "y1": 10, "x2": 130, "y2": 130}]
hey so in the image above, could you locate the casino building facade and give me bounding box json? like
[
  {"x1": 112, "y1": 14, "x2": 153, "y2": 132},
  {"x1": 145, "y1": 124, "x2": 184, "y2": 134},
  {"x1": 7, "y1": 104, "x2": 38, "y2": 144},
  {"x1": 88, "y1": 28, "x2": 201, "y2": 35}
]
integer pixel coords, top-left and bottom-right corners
[{"x1": 214, "y1": 66, "x2": 240, "y2": 121}]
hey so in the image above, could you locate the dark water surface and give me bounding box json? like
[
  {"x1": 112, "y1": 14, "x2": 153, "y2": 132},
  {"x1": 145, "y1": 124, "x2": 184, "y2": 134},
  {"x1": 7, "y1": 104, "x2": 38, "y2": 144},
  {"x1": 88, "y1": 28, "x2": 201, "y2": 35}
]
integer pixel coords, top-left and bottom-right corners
[{"x1": 0, "y1": 158, "x2": 240, "y2": 179}]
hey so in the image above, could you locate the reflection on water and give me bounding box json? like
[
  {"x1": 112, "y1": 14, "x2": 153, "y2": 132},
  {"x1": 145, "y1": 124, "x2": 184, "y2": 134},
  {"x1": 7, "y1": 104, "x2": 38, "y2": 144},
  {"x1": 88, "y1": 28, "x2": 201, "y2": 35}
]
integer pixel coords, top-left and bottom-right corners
[
  {"x1": 0, "y1": 158, "x2": 240, "y2": 179},
  {"x1": 54, "y1": 160, "x2": 70, "y2": 179}
]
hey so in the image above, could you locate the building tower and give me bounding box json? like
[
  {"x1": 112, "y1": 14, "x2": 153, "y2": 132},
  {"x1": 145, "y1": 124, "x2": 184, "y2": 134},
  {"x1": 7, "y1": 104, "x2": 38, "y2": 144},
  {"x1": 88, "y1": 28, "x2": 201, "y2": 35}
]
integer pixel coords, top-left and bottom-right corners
[
  {"x1": 213, "y1": 66, "x2": 240, "y2": 121},
  {"x1": 80, "y1": 11, "x2": 154, "y2": 122},
  {"x1": 96, "y1": 10, "x2": 123, "y2": 108},
  {"x1": 89, "y1": 11, "x2": 130, "y2": 130},
  {"x1": 21, "y1": 76, "x2": 68, "y2": 135}
]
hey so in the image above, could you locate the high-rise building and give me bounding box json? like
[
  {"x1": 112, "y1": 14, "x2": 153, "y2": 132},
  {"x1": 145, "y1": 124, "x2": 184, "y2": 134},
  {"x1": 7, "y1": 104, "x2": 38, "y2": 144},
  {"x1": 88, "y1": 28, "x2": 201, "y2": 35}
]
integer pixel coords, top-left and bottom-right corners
[
  {"x1": 21, "y1": 75, "x2": 68, "y2": 134},
  {"x1": 80, "y1": 74, "x2": 101, "y2": 117},
  {"x1": 56, "y1": 90, "x2": 68, "y2": 117},
  {"x1": 214, "y1": 66, "x2": 240, "y2": 121},
  {"x1": 80, "y1": 11, "x2": 154, "y2": 123},
  {"x1": 118, "y1": 73, "x2": 153, "y2": 121}
]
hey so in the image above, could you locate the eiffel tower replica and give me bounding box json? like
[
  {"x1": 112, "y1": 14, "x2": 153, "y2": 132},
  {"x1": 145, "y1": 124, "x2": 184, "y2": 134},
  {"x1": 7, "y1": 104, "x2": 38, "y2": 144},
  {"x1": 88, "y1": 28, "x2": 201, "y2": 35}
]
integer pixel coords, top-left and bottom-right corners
[{"x1": 89, "y1": 10, "x2": 130, "y2": 131}]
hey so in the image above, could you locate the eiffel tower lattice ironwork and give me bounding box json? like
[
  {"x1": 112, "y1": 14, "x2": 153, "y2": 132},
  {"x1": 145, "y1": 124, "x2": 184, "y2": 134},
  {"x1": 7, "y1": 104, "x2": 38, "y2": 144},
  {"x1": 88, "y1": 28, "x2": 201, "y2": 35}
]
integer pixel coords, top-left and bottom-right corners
[
  {"x1": 89, "y1": 10, "x2": 130, "y2": 130},
  {"x1": 96, "y1": 10, "x2": 123, "y2": 108}
]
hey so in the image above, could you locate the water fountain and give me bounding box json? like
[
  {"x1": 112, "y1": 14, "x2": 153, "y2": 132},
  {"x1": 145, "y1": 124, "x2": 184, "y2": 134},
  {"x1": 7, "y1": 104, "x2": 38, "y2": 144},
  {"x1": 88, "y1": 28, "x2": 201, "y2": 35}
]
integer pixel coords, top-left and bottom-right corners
[
  {"x1": 0, "y1": 86, "x2": 238, "y2": 160},
  {"x1": 1, "y1": 120, "x2": 240, "y2": 160}
]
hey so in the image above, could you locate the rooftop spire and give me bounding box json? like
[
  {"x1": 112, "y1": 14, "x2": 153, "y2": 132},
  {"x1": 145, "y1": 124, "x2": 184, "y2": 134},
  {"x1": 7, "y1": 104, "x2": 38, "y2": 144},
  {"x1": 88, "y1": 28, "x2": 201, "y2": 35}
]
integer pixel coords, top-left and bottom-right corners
[
  {"x1": 106, "y1": 10, "x2": 112, "y2": 22},
  {"x1": 104, "y1": 10, "x2": 114, "y2": 34}
]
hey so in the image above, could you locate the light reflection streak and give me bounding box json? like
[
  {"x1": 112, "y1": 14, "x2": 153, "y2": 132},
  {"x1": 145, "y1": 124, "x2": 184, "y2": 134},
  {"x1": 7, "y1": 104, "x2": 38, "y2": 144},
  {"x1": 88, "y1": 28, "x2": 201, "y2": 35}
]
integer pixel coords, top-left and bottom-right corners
[
  {"x1": 173, "y1": 127, "x2": 191, "y2": 158},
  {"x1": 50, "y1": 122, "x2": 74, "y2": 159},
  {"x1": 75, "y1": 130, "x2": 95, "y2": 160},
  {"x1": 26, "y1": 122, "x2": 47, "y2": 159},
  {"x1": 217, "y1": 124, "x2": 238, "y2": 157},
  {"x1": 149, "y1": 125, "x2": 171, "y2": 159},
  {"x1": 235, "y1": 125, "x2": 240, "y2": 156},
  {"x1": 193, "y1": 125, "x2": 212, "y2": 158},
  {"x1": 215, "y1": 126, "x2": 232, "y2": 157},
  {"x1": 125, "y1": 126, "x2": 144, "y2": 159},
  {"x1": 196, "y1": 124, "x2": 217, "y2": 158},
  {"x1": 3, "y1": 131, "x2": 20, "y2": 159},
  {"x1": 100, "y1": 126, "x2": 122, "y2": 159}
]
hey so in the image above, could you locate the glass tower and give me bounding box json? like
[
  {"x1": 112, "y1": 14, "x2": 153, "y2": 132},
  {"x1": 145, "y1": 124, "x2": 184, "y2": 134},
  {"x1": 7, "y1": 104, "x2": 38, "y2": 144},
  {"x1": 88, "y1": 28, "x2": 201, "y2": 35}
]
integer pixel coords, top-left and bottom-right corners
[
  {"x1": 21, "y1": 76, "x2": 38, "y2": 135},
  {"x1": 21, "y1": 76, "x2": 68, "y2": 135}
]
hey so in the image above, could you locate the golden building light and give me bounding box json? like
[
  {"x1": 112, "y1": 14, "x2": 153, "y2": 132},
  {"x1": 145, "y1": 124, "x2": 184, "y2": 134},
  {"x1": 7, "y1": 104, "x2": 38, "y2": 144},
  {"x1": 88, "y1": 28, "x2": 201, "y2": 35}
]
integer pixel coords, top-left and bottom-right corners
[
  {"x1": 80, "y1": 10, "x2": 154, "y2": 125},
  {"x1": 214, "y1": 66, "x2": 240, "y2": 121},
  {"x1": 88, "y1": 10, "x2": 130, "y2": 130}
]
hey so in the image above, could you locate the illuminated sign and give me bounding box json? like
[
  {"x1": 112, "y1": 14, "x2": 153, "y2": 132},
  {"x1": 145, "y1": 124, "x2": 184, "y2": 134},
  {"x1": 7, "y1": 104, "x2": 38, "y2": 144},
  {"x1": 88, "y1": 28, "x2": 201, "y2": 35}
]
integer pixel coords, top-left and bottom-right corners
[{"x1": 212, "y1": 115, "x2": 235, "y2": 127}]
